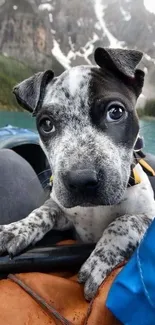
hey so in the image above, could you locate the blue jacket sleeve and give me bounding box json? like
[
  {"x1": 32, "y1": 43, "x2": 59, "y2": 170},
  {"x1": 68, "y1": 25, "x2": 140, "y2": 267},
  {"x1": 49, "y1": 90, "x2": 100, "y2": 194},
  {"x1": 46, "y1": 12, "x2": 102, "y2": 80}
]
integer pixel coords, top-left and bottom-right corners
[{"x1": 106, "y1": 218, "x2": 155, "y2": 325}]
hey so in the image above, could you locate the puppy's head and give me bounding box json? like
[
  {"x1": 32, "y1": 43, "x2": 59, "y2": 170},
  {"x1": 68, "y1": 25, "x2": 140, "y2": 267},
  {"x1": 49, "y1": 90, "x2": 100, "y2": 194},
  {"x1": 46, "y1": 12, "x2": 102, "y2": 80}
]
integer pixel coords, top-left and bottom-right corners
[{"x1": 13, "y1": 47, "x2": 144, "y2": 208}]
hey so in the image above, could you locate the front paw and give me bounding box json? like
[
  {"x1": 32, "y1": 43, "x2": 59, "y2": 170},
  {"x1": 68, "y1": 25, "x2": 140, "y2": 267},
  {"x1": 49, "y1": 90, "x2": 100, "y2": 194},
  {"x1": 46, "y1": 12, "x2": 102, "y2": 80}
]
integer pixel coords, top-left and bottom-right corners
[
  {"x1": 0, "y1": 222, "x2": 38, "y2": 256},
  {"x1": 78, "y1": 252, "x2": 109, "y2": 301}
]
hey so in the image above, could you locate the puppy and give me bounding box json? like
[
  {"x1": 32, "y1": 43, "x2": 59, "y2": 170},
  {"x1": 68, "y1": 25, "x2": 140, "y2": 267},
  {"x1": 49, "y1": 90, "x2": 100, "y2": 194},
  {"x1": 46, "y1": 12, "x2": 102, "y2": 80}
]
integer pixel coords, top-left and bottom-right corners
[{"x1": 0, "y1": 47, "x2": 155, "y2": 300}]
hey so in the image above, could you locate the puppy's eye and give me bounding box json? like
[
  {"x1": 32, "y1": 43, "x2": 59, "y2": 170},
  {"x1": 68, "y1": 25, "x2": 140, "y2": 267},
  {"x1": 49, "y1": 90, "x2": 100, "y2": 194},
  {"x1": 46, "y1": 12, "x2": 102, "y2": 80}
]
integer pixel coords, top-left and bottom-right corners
[
  {"x1": 106, "y1": 102, "x2": 126, "y2": 122},
  {"x1": 39, "y1": 117, "x2": 55, "y2": 134}
]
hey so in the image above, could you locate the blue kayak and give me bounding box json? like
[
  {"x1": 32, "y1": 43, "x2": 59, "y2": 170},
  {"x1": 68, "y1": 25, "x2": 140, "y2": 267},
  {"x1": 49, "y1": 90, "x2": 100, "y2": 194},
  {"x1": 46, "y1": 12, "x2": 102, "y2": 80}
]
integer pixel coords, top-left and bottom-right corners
[
  {"x1": 0, "y1": 124, "x2": 39, "y2": 148},
  {"x1": 0, "y1": 124, "x2": 50, "y2": 185}
]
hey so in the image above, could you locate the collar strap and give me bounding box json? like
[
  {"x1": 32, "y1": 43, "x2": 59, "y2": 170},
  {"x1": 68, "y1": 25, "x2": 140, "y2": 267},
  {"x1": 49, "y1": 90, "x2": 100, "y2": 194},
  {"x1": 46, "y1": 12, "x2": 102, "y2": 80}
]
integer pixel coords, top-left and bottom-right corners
[
  {"x1": 138, "y1": 158, "x2": 155, "y2": 177},
  {"x1": 128, "y1": 150, "x2": 155, "y2": 187},
  {"x1": 49, "y1": 175, "x2": 54, "y2": 187},
  {"x1": 128, "y1": 168, "x2": 141, "y2": 187}
]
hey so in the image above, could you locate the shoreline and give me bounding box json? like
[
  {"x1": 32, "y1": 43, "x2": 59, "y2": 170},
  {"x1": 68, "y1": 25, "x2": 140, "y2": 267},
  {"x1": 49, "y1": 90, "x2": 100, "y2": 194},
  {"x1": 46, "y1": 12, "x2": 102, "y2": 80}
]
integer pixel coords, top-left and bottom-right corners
[{"x1": 140, "y1": 116, "x2": 155, "y2": 121}]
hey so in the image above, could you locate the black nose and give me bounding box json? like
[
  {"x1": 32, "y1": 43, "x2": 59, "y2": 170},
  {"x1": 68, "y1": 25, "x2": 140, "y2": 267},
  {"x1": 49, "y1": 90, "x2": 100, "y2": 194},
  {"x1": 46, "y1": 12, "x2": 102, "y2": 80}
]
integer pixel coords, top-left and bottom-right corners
[{"x1": 65, "y1": 169, "x2": 98, "y2": 191}]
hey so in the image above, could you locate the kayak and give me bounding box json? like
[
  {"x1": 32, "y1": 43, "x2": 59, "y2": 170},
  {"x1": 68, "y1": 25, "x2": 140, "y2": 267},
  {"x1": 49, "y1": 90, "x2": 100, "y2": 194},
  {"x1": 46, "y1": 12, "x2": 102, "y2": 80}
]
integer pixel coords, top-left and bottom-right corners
[
  {"x1": 0, "y1": 125, "x2": 50, "y2": 185},
  {"x1": 0, "y1": 125, "x2": 155, "y2": 325}
]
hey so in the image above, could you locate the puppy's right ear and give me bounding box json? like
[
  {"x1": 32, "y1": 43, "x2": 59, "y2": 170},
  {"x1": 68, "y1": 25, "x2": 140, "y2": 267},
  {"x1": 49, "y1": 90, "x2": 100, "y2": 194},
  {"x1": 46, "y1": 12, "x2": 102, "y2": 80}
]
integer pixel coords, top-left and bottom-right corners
[{"x1": 13, "y1": 70, "x2": 54, "y2": 116}]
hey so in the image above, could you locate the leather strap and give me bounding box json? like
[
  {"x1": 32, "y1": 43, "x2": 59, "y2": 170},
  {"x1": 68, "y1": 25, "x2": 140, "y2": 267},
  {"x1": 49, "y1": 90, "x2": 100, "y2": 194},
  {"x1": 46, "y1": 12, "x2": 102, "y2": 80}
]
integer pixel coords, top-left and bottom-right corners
[{"x1": 8, "y1": 274, "x2": 72, "y2": 325}]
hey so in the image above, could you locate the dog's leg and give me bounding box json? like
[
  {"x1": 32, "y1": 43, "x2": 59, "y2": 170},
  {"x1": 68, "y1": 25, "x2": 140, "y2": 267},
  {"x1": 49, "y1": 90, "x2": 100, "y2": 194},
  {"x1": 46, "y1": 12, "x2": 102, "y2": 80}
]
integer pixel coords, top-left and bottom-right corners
[
  {"x1": 78, "y1": 214, "x2": 152, "y2": 300},
  {"x1": 0, "y1": 199, "x2": 71, "y2": 256}
]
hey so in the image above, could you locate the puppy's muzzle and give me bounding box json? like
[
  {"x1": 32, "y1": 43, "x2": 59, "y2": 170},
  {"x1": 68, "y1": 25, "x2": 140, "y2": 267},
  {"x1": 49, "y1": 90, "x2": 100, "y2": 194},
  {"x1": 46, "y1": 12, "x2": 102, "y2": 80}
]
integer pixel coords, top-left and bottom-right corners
[{"x1": 64, "y1": 169, "x2": 98, "y2": 193}]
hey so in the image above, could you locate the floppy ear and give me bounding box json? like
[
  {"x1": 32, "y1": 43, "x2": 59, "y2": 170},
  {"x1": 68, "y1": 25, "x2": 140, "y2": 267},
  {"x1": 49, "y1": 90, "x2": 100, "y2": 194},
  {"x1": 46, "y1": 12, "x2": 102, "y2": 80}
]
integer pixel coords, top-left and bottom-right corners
[
  {"x1": 94, "y1": 47, "x2": 145, "y2": 97},
  {"x1": 13, "y1": 70, "x2": 54, "y2": 116}
]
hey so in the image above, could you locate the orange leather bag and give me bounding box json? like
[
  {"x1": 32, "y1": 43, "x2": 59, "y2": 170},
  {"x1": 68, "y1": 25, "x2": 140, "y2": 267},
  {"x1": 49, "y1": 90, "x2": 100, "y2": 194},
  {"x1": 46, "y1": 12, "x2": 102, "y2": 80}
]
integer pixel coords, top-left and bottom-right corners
[{"x1": 0, "y1": 241, "x2": 122, "y2": 325}]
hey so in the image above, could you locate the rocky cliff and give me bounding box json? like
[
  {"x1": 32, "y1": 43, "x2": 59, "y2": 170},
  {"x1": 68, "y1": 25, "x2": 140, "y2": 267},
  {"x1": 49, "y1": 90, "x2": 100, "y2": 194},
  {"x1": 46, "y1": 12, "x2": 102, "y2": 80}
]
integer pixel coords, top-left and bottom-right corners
[
  {"x1": 0, "y1": 0, "x2": 155, "y2": 98},
  {"x1": 0, "y1": 0, "x2": 64, "y2": 74}
]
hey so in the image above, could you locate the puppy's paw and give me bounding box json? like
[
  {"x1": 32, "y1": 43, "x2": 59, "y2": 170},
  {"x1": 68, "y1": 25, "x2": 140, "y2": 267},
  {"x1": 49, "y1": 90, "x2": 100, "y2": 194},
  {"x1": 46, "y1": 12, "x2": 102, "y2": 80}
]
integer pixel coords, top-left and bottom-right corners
[
  {"x1": 78, "y1": 214, "x2": 148, "y2": 301},
  {"x1": 78, "y1": 253, "x2": 108, "y2": 301},
  {"x1": 0, "y1": 221, "x2": 40, "y2": 256}
]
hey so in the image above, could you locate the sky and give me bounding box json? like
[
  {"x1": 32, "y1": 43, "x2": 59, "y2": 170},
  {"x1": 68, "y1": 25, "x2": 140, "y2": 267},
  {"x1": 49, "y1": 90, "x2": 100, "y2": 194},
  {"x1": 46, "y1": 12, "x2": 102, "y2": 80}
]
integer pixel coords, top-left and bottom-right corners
[{"x1": 144, "y1": 0, "x2": 155, "y2": 14}]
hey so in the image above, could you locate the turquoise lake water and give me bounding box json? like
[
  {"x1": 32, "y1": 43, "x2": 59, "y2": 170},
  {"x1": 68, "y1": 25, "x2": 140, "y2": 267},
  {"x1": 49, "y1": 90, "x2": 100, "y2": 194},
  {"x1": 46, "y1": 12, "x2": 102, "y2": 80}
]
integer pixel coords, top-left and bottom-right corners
[
  {"x1": 0, "y1": 111, "x2": 36, "y2": 130},
  {"x1": 0, "y1": 111, "x2": 154, "y2": 155},
  {"x1": 139, "y1": 119, "x2": 155, "y2": 155}
]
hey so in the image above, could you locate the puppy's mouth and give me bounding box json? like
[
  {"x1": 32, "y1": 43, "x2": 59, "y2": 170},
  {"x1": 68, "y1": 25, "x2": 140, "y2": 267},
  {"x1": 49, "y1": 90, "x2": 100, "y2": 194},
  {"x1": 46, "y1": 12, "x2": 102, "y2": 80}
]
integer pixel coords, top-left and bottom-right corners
[{"x1": 54, "y1": 185, "x2": 126, "y2": 209}]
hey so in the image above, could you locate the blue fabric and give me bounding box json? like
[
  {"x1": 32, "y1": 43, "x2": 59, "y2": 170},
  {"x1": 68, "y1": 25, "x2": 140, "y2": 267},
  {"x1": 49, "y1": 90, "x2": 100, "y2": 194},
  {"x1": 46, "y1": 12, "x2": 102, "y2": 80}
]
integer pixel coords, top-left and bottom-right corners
[{"x1": 106, "y1": 218, "x2": 155, "y2": 325}]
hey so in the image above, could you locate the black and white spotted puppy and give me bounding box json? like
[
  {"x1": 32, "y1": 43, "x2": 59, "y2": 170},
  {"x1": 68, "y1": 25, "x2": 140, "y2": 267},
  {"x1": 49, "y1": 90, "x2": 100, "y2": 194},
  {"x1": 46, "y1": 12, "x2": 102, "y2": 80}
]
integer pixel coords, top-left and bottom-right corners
[{"x1": 0, "y1": 47, "x2": 155, "y2": 300}]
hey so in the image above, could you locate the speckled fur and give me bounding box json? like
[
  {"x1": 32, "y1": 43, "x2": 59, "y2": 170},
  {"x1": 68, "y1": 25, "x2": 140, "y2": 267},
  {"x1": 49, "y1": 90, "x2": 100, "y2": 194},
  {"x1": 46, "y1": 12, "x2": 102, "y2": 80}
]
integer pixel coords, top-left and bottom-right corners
[{"x1": 0, "y1": 58, "x2": 155, "y2": 301}]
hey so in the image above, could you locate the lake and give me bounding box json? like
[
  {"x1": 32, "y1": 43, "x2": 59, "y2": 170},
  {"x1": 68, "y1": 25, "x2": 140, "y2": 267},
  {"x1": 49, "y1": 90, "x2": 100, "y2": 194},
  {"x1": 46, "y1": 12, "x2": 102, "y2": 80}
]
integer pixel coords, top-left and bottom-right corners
[
  {"x1": 0, "y1": 111, "x2": 36, "y2": 130},
  {"x1": 0, "y1": 111, "x2": 154, "y2": 155},
  {"x1": 139, "y1": 119, "x2": 155, "y2": 155}
]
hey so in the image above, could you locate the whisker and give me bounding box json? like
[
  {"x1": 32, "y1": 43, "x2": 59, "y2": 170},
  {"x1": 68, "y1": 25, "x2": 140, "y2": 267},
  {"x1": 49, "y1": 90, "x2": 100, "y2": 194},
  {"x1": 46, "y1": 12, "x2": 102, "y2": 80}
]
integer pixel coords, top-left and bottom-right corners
[
  {"x1": 37, "y1": 168, "x2": 51, "y2": 177},
  {"x1": 41, "y1": 177, "x2": 51, "y2": 188},
  {"x1": 28, "y1": 168, "x2": 52, "y2": 186},
  {"x1": 129, "y1": 175, "x2": 137, "y2": 182},
  {"x1": 42, "y1": 183, "x2": 51, "y2": 200},
  {"x1": 43, "y1": 183, "x2": 51, "y2": 191}
]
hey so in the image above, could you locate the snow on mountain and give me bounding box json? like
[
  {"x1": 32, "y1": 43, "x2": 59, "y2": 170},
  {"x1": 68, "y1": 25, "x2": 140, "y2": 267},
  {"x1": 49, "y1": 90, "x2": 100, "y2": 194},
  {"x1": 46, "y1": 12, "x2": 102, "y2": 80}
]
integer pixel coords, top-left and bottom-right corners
[
  {"x1": 52, "y1": 39, "x2": 71, "y2": 69},
  {"x1": 0, "y1": 0, "x2": 155, "y2": 95},
  {"x1": 94, "y1": 0, "x2": 125, "y2": 48},
  {"x1": 38, "y1": 3, "x2": 53, "y2": 11},
  {"x1": 120, "y1": 6, "x2": 131, "y2": 21},
  {"x1": 144, "y1": 0, "x2": 155, "y2": 14}
]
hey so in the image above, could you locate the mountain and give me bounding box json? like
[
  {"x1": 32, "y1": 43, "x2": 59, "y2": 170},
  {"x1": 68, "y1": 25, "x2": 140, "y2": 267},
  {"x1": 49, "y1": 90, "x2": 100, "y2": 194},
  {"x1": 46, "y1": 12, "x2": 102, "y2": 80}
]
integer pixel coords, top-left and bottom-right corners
[{"x1": 0, "y1": 0, "x2": 155, "y2": 108}]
